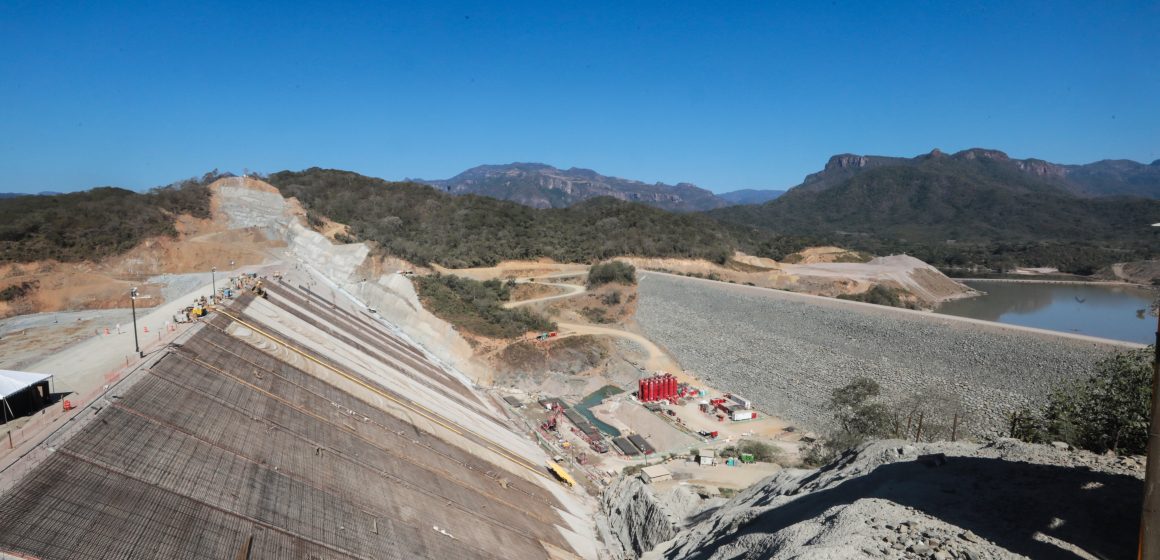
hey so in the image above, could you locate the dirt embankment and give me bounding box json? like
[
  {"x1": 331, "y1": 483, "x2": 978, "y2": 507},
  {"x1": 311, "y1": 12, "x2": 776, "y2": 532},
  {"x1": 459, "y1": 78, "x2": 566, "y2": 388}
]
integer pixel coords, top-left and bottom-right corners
[
  {"x1": 511, "y1": 282, "x2": 570, "y2": 302},
  {"x1": 1102, "y1": 260, "x2": 1160, "y2": 285},
  {"x1": 622, "y1": 251, "x2": 974, "y2": 307},
  {"x1": 0, "y1": 192, "x2": 284, "y2": 319}
]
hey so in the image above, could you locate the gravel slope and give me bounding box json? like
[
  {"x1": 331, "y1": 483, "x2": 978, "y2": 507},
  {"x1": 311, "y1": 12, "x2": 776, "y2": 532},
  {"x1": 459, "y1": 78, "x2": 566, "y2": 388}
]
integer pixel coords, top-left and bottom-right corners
[
  {"x1": 634, "y1": 273, "x2": 1135, "y2": 434},
  {"x1": 645, "y1": 439, "x2": 1142, "y2": 560}
]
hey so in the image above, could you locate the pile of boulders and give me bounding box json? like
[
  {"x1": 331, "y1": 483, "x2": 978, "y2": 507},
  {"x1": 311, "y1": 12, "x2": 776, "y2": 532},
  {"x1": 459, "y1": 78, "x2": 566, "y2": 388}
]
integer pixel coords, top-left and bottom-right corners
[{"x1": 634, "y1": 273, "x2": 1122, "y2": 434}]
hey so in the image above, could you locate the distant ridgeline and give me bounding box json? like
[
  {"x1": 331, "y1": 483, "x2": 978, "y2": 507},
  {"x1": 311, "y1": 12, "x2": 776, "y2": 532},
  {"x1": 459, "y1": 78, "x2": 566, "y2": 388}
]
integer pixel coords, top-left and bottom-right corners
[
  {"x1": 415, "y1": 163, "x2": 735, "y2": 212},
  {"x1": 710, "y1": 149, "x2": 1160, "y2": 274},
  {"x1": 266, "y1": 168, "x2": 811, "y2": 268},
  {"x1": 0, "y1": 174, "x2": 218, "y2": 263}
]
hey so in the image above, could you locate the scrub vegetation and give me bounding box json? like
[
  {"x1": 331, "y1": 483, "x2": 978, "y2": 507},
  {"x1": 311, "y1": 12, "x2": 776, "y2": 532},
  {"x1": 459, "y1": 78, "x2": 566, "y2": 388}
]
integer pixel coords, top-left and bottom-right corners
[
  {"x1": 413, "y1": 274, "x2": 556, "y2": 338},
  {"x1": 0, "y1": 173, "x2": 219, "y2": 263},
  {"x1": 1014, "y1": 346, "x2": 1153, "y2": 455},
  {"x1": 267, "y1": 168, "x2": 815, "y2": 268}
]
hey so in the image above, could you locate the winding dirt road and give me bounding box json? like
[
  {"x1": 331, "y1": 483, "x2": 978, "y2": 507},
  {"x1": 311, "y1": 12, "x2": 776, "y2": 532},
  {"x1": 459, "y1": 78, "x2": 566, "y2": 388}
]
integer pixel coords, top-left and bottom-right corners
[{"x1": 504, "y1": 274, "x2": 682, "y2": 373}]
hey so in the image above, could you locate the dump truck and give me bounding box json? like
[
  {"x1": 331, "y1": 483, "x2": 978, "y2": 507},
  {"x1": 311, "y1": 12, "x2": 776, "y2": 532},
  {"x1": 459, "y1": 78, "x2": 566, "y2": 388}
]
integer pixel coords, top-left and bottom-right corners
[{"x1": 546, "y1": 461, "x2": 576, "y2": 487}]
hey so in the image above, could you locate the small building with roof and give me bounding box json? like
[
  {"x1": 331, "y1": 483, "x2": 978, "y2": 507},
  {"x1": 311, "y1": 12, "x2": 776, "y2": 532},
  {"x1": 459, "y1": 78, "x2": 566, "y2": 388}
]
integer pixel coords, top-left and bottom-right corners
[
  {"x1": 0, "y1": 370, "x2": 54, "y2": 424},
  {"x1": 640, "y1": 464, "x2": 672, "y2": 484}
]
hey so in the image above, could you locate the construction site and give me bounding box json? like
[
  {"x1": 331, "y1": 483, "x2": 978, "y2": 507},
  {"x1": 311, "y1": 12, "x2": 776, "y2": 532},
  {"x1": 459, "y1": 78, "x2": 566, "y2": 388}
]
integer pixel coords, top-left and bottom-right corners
[
  {"x1": 0, "y1": 273, "x2": 599, "y2": 558},
  {"x1": 0, "y1": 176, "x2": 1146, "y2": 559}
]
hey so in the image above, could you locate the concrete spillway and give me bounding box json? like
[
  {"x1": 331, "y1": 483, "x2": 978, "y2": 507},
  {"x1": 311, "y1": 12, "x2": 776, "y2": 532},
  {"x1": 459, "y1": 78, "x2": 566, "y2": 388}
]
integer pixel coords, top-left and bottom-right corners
[{"x1": 0, "y1": 288, "x2": 596, "y2": 559}]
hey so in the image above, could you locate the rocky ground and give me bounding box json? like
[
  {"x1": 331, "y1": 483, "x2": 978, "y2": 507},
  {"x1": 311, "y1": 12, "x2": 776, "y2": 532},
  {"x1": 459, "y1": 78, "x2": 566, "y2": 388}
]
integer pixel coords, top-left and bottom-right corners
[
  {"x1": 635, "y1": 273, "x2": 1132, "y2": 436},
  {"x1": 623, "y1": 252, "x2": 975, "y2": 308},
  {"x1": 1105, "y1": 259, "x2": 1160, "y2": 285},
  {"x1": 604, "y1": 438, "x2": 1142, "y2": 559}
]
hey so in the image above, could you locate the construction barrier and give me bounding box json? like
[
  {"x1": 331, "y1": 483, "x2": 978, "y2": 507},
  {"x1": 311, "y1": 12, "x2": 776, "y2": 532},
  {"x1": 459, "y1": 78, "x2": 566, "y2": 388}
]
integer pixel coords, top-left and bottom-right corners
[{"x1": 0, "y1": 320, "x2": 193, "y2": 462}]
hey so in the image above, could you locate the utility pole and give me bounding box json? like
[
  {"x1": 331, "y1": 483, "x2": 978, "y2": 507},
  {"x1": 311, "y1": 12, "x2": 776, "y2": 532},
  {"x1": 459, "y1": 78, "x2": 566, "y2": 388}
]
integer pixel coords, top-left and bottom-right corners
[
  {"x1": 1140, "y1": 305, "x2": 1160, "y2": 559},
  {"x1": 1140, "y1": 227, "x2": 1160, "y2": 560},
  {"x1": 130, "y1": 287, "x2": 142, "y2": 358}
]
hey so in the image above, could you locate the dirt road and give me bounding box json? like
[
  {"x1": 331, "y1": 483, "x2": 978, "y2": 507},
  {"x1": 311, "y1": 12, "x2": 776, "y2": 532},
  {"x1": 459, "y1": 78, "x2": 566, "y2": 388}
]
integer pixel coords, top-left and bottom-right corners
[
  {"x1": 504, "y1": 280, "x2": 586, "y2": 309},
  {"x1": 503, "y1": 275, "x2": 686, "y2": 375}
]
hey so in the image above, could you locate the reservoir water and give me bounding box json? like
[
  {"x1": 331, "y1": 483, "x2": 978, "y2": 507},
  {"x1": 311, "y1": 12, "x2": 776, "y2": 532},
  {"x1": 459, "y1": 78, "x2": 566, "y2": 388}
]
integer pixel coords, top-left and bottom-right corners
[
  {"x1": 574, "y1": 385, "x2": 624, "y2": 437},
  {"x1": 935, "y1": 281, "x2": 1156, "y2": 344}
]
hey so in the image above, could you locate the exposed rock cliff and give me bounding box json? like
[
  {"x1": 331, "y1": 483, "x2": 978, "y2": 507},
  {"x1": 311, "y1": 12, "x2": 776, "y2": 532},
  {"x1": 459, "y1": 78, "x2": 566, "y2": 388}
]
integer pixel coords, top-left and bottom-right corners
[
  {"x1": 642, "y1": 439, "x2": 1142, "y2": 560},
  {"x1": 601, "y1": 475, "x2": 711, "y2": 558}
]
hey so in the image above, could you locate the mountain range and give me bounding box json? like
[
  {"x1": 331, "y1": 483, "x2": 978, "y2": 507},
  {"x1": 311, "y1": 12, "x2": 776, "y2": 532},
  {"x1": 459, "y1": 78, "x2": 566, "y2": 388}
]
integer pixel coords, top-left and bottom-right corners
[
  {"x1": 417, "y1": 163, "x2": 784, "y2": 212},
  {"x1": 415, "y1": 150, "x2": 1159, "y2": 215},
  {"x1": 0, "y1": 191, "x2": 60, "y2": 198},
  {"x1": 709, "y1": 148, "x2": 1160, "y2": 273},
  {"x1": 793, "y1": 148, "x2": 1160, "y2": 198},
  {"x1": 717, "y1": 189, "x2": 786, "y2": 205}
]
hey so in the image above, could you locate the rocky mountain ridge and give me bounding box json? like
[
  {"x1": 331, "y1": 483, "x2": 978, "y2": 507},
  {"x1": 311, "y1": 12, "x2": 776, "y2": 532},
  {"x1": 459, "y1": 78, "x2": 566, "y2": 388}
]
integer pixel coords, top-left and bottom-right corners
[
  {"x1": 418, "y1": 163, "x2": 733, "y2": 212},
  {"x1": 717, "y1": 188, "x2": 786, "y2": 205},
  {"x1": 798, "y1": 148, "x2": 1160, "y2": 198}
]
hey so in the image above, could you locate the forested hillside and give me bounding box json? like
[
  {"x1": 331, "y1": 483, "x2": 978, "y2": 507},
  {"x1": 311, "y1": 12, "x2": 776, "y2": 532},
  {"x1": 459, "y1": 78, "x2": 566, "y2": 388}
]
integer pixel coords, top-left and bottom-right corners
[
  {"x1": 268, "y1": 168, "x2": 810, "y2": 267},
  {"x1": 711, "y1": 154, "x2": 1160, "y2": 273},
  {"x1": 0, "y1": 175, "x2": 217, "y2": 263}
]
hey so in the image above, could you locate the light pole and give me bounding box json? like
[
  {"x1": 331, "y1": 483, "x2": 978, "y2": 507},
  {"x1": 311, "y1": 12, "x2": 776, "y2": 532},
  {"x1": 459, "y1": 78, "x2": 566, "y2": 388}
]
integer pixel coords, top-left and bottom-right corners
[
  {"x1": 130, "y1": 287, "x2": 142, "y2": 358},
  {"x1": 1140, "y1": 224, "x2": 1160, "y2": 560},
  {"x1": 211, "y1": 266, "x2": 217, "y2": 304}
]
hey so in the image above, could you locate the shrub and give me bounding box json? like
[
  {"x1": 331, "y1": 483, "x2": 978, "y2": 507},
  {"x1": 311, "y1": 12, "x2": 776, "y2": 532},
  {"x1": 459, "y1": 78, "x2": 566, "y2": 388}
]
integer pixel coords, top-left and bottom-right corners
[
  {"x1": 581, "y1": 307, "x2": 611, "y2": 324},
  {"x1": 1015, "y1": 346, "x2": 1153, "y2": 455},
  {"x1": 737, "y1": 440, "x2": 782, "y2": 462},
  {"x1": 413, "y1": 274, "x2": 555, "y2": 338},
  {"x1": 0, "y1": 280, "x2": 38, "y2": 302},
  {"x1": 588, "y1": 261, "x2": 636, "y2": 287},
  {"x1": 837, "y1": 285, "x2": 918, "y2": 309},
  {"x1": 803, "y1": 378, "x2": 900, "y2": 466}
]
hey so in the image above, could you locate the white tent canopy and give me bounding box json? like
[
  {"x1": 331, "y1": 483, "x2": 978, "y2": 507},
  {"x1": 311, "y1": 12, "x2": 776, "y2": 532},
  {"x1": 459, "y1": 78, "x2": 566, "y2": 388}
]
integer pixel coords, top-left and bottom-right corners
[{"x1": 0, "y1": 370, "x2": 53, "y2": 400}]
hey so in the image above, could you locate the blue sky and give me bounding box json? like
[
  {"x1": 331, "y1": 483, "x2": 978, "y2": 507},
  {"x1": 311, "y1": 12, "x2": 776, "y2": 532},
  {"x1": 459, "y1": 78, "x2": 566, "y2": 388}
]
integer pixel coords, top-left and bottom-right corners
[{"x1": 1, "y1": 1, "x2": 1157, "y2": 194}]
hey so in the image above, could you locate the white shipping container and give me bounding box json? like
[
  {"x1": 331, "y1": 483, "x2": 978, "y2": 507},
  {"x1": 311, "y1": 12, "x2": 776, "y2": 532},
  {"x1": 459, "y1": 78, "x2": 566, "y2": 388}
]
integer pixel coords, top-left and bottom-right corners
[{"x1": 732, "y1": 410, "x2": 756, "y2": 421}]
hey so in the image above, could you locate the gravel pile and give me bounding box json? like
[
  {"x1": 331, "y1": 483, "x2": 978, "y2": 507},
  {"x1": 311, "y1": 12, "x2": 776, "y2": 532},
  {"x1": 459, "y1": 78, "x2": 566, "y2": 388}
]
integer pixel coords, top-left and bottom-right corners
[
  {"x1": 635, "y1": 273, "x2": 1131, "y2": 434},
  {"x1": 645, "y1": 439, "x2": 1142, "y2": 560}
]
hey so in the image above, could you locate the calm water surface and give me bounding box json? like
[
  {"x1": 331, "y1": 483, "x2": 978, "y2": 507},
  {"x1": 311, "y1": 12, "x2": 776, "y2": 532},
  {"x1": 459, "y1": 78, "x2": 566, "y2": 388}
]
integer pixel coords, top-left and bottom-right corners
[
  {"x1": 574, "y1": 385, "x2": 623, "y2": 437},
  {"x1": 935, "y1": 281, "x2": 1156, "y2": 344}
]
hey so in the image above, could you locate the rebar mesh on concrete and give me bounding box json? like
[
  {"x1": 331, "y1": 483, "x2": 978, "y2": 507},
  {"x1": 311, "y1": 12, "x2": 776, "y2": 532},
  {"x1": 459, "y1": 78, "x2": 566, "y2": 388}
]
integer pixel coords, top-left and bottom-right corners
[{"x1": 0, "y1": 310, "x2": 572, "y2": 559}]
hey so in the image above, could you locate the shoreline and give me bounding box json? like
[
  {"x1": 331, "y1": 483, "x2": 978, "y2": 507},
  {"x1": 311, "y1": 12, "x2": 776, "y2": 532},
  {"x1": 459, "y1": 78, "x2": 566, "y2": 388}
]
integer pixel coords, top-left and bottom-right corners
[
  {"x1": 644, "y1": 270, "x2": 1144, "y2": 348},
  {"x1": 951, "y1": 277, "x2": 1148, "y2": 287}
]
